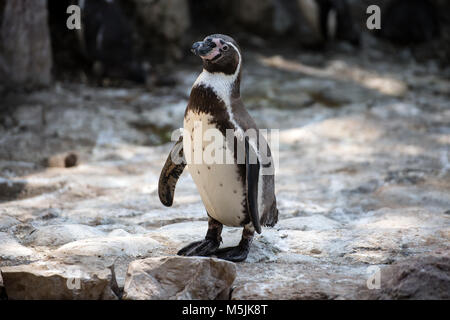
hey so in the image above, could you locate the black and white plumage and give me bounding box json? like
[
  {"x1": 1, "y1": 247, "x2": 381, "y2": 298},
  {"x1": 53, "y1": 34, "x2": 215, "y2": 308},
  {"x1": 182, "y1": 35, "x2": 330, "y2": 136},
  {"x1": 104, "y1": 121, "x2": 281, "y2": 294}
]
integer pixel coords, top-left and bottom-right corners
[{"x1": 158, "y1": 34, "x2": 278, "y2": 262}]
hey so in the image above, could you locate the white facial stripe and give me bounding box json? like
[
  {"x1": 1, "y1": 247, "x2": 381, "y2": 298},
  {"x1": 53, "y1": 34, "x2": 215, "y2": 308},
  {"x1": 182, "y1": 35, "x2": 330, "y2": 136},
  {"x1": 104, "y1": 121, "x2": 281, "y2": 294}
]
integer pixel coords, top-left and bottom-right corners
[{"x1": 193, "y1": 41, "x2": 243, "y2": 136}]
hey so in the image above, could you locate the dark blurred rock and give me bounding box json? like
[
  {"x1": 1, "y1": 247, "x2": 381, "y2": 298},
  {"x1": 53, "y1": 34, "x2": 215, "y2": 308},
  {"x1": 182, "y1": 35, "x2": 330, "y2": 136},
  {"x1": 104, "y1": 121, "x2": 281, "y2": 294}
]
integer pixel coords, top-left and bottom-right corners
[
  {"x1": 327, "y1": 0, "x2": 360, "y2": 45},
  {"x1": 0, "y1": 0, "x2": 52, "y2": 90},
  {"x1": 378, "y1": 0, "x2": 440, "y2": 45},
  {"x1": 359, "y1": 252, "x2": 450, "y2": 299},
  {"x1": 0, "y1": 271, "x2": 6, "y2": 300},
  {"x1": 131, "y1": 0, "x2": 190, "y2": 61},
  {"x1": 187, "y1": 0, "x2": 231, "y2": 36},
  {"x1": 231, "y1": 0, "x2": 274, "y2": 34},
  {"x1": 80, "y1": 0, "x2": 146, "y2": 83},
  {"x1": 46, "y1": 152, "x2": 79, "y2": 168},
  {"x1": 0, "y1": 180, "x2": 26, "y2": 202},
  {"x1": 47, "y1": 0, "x2": 146, "y2": 83},
  {"x1": 188, "y1": 0, "x2": 359, "y2": 48},
  {"x1": 64, "y1": 152, "x2": 78, "y2": 168},
  {"x1": 280, "y1": 0, "x2": 360, "y2": 47}
]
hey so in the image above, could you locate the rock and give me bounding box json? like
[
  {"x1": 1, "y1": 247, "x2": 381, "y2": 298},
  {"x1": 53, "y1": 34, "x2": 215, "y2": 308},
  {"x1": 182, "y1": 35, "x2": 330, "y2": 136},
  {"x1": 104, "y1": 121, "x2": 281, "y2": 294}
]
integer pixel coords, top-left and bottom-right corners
[
  {"x1": 131, "y1": 0, "x2": 190, "y2": 60},
  {"x1": 0, "y1": 178, "x2": 26, "y2": 202},
  {"x1": 37, "y1": 208, "x2": 61, "y2": 220},
  {"x1": 378, "y1": 0, "x2": 440, "y2": 45},
  {"x1": 123, "y1": 256, "x2": 236, "y2": 300},
  {"x1": 231, "y1": 0, "x2": 273, "y2": 33},
  {"x1": 0, "y1": 215, "x2": 20, "y2": 231},
  {"x1": 46, "y1": 152, "x2": 79, "y2": 168},
  {"x1": 77, "y1": 0, "x2": 146, "y2": 83},
  {"x1": 0, "y1": 177, "x2": 59, "y2": 202},
  {"x1": 277, "y1": 215, "x2": 341, "y2": 231},
  {"x1": 0, "y1": 0, "x2": 52, "y2": 89},
  {"x1": 231, "y1": 281, "x2": 332, "y2": 300},
  {"x1": 108, "y1": 229, "x2": 131, "y2": 237},
  {"x1": 295, "y1": 0, "x2": 324, "y2": 46},
  {"x1": 0, "y1": 271, "x2": 5, "y2": 300},
  {"x1": 0, "y1": 262, "x2": 118, "y2": 300},
  {"x1": 55, "y1": 235, "x2": 161, "y2": 257},
  {"x1": 359, "y1": 251, "x2": 450, "y2": 299},
  {"x1": 0, "y1": 232, "x2": 34, "y2": 261},
  {"x1": 24, "y1": 224, "x2": 105, "y2": 246},
  {"x1": 134, "y1": 0, "x2": 190, "y2": 41}
]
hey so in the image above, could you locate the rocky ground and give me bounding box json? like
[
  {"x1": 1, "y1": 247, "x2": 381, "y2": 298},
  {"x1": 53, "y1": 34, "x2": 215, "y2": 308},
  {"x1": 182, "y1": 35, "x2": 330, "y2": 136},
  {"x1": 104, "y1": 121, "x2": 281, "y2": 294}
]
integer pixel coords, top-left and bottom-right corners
[{"x1": 1, "y1": 40, "x2": 449, "y2": 299}]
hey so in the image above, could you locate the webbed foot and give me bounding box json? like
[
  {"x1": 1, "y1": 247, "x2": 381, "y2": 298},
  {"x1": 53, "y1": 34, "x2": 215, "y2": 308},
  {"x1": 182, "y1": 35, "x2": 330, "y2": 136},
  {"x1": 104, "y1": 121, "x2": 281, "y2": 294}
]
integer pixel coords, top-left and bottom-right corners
[
  {"x1": 177, "y1": 238, "x2": 220, "y2": 256},
  {"x1": 214, "y1": 245, "x2": 250, "y2": 262}
]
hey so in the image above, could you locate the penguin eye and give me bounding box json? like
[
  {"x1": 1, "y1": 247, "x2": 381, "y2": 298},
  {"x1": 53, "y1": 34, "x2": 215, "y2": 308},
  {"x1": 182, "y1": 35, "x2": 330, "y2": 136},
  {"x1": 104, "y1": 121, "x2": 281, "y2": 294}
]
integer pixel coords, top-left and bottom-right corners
[{"x1": 222, "y1": 45, "x2": 229, "y2": 51}]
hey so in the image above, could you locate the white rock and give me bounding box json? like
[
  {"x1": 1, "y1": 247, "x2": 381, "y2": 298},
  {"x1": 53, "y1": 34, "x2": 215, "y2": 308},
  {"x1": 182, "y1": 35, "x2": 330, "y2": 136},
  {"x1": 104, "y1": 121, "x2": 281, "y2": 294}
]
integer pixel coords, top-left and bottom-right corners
[
  {"x1": 149, "y1": 221, "x2": 208, "y2": 244},
  {"x1": 0, "y1": 215, "x2": 20, "y2": 230},
  {"x1": 24, "y1": 224, "x2": 105, "y2": 246},
  {"x1": 108, "y1": 229, "x2": 130, "y2": 237},
  {"x1": 123, "y1": 256, "x2": 236, "y2": 300},
  {"x1": 0, "y1": 232, "x2": 34, "y2": 260},
  {"x1": 277, "y1": 215, "x2": 341, "y2": 231},
  {"x1": 55, "y1": 235, "x2": 161, "y2": 257}
]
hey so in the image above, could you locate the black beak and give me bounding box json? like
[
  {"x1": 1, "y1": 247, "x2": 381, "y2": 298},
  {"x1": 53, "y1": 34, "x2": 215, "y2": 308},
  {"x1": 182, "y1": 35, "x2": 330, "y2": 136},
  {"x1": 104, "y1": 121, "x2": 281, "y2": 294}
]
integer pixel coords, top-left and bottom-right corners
[
  {"x1": 191, "y1": 41, "x2": 201, "y2": 54},
  {"x1": 191, "y1": 41, "x2": 214, "y2": 56}
]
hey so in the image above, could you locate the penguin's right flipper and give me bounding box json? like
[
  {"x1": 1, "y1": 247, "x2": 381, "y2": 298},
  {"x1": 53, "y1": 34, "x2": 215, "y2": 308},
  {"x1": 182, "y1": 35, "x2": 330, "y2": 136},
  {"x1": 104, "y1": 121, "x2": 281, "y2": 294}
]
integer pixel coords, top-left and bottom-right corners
[
  {"x1": 245, "y1": 136, "x2": 262, "y2": 234},
  {"x1": 158, "y1": 136, "x2": 186, "y2": 207}
]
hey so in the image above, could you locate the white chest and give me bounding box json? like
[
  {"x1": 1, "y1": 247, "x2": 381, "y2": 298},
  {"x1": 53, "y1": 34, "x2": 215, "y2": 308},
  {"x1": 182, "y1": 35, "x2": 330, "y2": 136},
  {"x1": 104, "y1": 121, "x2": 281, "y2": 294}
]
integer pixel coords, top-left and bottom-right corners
[{"x1": 183, "y1": 110, "x2": 246, "y2": 227}]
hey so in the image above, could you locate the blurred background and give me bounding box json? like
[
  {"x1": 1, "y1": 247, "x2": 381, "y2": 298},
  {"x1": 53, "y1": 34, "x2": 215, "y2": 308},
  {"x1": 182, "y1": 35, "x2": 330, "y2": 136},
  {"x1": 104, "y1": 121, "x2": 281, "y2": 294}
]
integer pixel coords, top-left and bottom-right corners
[
  {"x1": 0, "y1": 0, "x2": 449, "y2": 300},
  {"x1": 1, "y1": 0, "x2": 449, "y2": 166}
]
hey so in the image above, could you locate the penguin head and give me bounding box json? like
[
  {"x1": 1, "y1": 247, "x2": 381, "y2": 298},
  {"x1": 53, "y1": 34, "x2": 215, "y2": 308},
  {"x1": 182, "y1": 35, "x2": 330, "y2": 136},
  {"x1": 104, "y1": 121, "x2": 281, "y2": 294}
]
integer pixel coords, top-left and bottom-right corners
[{"x1": 191, "y1": 34, "x2": 241, "y2": 75}]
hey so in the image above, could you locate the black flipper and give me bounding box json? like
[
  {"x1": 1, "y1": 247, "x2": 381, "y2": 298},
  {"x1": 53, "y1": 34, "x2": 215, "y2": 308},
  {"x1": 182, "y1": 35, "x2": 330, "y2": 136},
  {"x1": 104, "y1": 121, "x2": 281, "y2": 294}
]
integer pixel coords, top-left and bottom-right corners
[
  {"x1": 245, "y1": 136, "x2": 262, "y2": 234},
  {"x1": 158, "y1": 136, "x2": 186, "y2": 207}
]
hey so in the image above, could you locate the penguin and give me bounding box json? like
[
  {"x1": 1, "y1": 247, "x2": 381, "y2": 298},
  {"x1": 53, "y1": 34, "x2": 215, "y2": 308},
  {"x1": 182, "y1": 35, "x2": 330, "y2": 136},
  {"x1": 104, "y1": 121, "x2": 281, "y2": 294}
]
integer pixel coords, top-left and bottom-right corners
[{"x1": 158, "y1": 34, "x2": 278, "y2": 262}]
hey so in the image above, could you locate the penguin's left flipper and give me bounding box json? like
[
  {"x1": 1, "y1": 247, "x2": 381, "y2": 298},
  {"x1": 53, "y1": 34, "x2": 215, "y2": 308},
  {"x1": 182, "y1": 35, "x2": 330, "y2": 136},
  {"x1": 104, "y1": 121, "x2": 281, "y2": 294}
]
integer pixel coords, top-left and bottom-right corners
[
  {"x1": 158, "y1": 136, "x2": 186, "y2": 207},
  {"x1": 245, "y1": 136, "x2": 262, "y2": 234}
]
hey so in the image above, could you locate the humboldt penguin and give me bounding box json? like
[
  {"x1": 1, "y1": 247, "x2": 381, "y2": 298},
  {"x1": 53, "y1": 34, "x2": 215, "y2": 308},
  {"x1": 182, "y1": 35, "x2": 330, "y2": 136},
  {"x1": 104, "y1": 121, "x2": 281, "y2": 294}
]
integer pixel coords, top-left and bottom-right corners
[{"x1": 158, "y1": 34, "x2": 278, "y2": 262}]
